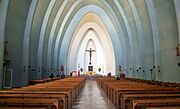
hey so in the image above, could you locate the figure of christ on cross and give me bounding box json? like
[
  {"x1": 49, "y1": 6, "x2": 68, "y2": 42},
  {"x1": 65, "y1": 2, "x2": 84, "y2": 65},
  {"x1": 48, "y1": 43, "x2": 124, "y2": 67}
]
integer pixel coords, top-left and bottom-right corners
[{"x1": 86, "y1": 48, "x2": 95, "y2": 65}]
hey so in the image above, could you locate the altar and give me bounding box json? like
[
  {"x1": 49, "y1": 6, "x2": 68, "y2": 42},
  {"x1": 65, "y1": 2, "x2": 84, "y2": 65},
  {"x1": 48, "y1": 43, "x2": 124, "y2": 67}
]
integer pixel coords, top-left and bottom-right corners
[{"x1": 86, "y1": 71, "x2": 96, "y2": 76}]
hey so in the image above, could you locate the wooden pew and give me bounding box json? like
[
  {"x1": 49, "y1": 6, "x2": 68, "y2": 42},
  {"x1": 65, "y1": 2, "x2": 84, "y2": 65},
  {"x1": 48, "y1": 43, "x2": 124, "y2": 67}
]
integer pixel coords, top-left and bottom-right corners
[
  {"x1": 23, "y1": 77, "x2": 85, "y2": 105},
  {"x1": 14, "y1": 87, "x2": 75, "y2": 107},
  {"x1": 122, "y1": 93, "x2": 180, "y2": 109},
  {"x1": 0, "y1": 107, "x2": 47, "y2": 109},
  {"x1": 0, "y1": 91, "x2": 68, "y2": 109},
  {"x1": 125, "y1": 77, "x2": 180, "y2": 88},
  {"x1": 146, "y1": 106, "x2": 180, "y2": 109},
  {"x1": 113, "y1": 84, "x2": 179, "y2": 109},
  {"x1": 132, "y1": 98, "x2": 180, "y2": 109},
  {"x1": 96, "y1": 77, "x2": 180, "y2": 109},
  {"x1": 0, "y1": 77, "x2": 85, "y2": 109},
  {"x1": 0, "y1": 98, "x2": 61, "y2": 109}
]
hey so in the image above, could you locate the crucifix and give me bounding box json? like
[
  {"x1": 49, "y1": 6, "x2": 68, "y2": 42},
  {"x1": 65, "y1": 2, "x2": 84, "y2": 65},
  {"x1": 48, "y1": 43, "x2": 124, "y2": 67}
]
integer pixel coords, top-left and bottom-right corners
[{"x1": 86, "y1": 48, "x2": 95, "y2": 65}]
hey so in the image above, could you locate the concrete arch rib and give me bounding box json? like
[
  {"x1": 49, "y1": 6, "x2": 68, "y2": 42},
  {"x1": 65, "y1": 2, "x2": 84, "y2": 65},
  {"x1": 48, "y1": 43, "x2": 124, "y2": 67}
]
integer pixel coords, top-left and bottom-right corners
[
  {"x1": 47, "y1": 0, "x2": 69, "y2": 70},
  {"x1": 0, "y1": 0, "x2": 10, "y2": 89},
  {"x1": 174, "y1": 0, "x2": 180, "y2": 81},
  {"x1": 83, "y1": 38, "x2": 97, "y2": 73},
  {"x1": 145, "y1": 0, "x2": 162, "y2": 80},
  {"x1": 36, "y1": 0, "x2": 56, "y2": 79},
  {"x1": 174, "y1": 0, "x2": 180, "y2": 46},
  {"x1": 101, "y1": 0, "x2": 128, "y2": 71},
  {"x1": 128, "y1": 0, "x2": 145, "y2": 78},
  {"x1": 53, "y1": 0, "x2": 123, "y2": 73},
  {"x1": 74, "y1": 28, "x2": 107, "y2": 73},
  {"x1": 22, "y1": 0, "x2": 38, "y2": 83},
  {"x1": 113, "y1": 0, "x2": 135, "y2": 77},
  {"x1": 77, "y1": 30, "x2": 111, "y2": 75},
  {"x1": 68, "y1": 22, "x2": 115, "y2": 75},
  {"x1": 68, "y1": 26, "x2": 102, "y2": 72},
  {"x1": 59, "y1": 5, "x2": 121, "y2": 76}
]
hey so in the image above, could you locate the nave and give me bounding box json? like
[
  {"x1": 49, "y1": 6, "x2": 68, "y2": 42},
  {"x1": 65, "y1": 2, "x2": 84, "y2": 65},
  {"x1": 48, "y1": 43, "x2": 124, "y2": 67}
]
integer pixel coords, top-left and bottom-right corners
[
  {"x1": 0, "y1": 0, "x2": 180, "y2": 108},
  {"x1": 1, "y1": 0, "x2": 180, "y2": 90},
  {"x1": 0, "y1": 75, "x2": 179, "y2": 109}
]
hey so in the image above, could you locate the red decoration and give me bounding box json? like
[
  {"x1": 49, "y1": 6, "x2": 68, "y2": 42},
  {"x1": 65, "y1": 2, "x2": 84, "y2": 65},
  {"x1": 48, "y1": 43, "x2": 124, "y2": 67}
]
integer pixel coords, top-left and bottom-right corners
[{"x1": 78, "y1": 70, "x2": 80, "y2": 76}]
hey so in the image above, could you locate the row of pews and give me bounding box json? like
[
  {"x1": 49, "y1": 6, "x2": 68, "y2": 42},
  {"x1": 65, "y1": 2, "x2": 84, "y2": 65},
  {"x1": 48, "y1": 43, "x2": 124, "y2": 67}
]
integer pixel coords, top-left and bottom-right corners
[
  {"x1": 29, "y1": 77, "x2": 62, "y2": 85},
  {"x1": 96, "y1": 77, "x2": 180, "y2": 109},
  {"x1": 125, "y1": 78, "x2": 180, "y2": 88},
  {"x1": 0, "y1": 77, "x2": 85, "y2": 109}
]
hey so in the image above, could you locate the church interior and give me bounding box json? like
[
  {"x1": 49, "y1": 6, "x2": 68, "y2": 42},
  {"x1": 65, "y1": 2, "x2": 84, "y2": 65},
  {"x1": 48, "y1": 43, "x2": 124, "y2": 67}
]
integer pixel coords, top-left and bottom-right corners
[{"x1": 0, "y1": 0, "x2": 180, "y2": 109}]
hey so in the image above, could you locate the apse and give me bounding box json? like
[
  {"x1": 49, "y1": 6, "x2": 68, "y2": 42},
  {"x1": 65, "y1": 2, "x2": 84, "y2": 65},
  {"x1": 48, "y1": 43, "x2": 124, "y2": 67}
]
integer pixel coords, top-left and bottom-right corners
[
  {"x1": 67, "y1": 13, "x2": 115, "y2": 76},
  {"x1": 77, "y1": 31, "x2": 103, "y2": 74}
]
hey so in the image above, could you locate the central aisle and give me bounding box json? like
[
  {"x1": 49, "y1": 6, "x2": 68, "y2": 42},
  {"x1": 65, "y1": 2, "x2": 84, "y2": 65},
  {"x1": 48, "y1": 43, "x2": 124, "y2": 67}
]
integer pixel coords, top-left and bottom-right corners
[{"x1": 72, "y1": 77, "x2": 115, "y2": 109}]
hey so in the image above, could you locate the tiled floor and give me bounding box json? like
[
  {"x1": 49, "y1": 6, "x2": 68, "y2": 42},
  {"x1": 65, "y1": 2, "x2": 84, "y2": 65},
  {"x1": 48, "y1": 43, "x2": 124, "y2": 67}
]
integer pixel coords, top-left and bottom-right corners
[{"x1": 71, "y1": 79, "x2": 115, "y2": 109}]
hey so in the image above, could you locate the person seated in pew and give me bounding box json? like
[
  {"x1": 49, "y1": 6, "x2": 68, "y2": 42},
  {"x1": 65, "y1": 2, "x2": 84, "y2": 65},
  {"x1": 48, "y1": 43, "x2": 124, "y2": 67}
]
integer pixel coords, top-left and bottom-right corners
[
  {"x1": 108, "y1": 72, "x2": 111, "y2": 77},
  {"x1": 57, "y1": 74, "x2": 60, "y2": 77},
  {"x1": 116, "y1": 76, "x2": 120, "y2": 80},
  {"x1": 49, "y1": 73, "x2": 54, "y2": 80},
  {"x1": 119, "y1": 73, "x2": 125, "y2": 80}
]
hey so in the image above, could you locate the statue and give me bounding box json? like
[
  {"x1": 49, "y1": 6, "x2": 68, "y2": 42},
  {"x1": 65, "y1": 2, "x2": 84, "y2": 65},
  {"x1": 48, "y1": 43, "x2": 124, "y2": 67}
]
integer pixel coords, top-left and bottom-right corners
[
  {"x1": 3, "y1": 41, "x2": 11, "y2": 69},
  {"x1": 60, "y1": 65, "x2": 64, "y2": 76},
  {"x1": 4, "y1": 41, "x2": 9, "y2": 57},
  {"x1": 60, "y1": 65, "x2": 64, "y2": 72}
]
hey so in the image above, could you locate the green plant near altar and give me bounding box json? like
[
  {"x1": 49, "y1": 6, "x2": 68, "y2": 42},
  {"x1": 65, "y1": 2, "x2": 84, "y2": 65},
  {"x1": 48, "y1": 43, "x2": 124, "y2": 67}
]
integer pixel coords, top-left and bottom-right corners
[
  {"x1": 80, "y1": 67, "x2": 83, "y2": 72},
  {"x1": 98, "y1": 67, "x2": 101, "y2": 72}
]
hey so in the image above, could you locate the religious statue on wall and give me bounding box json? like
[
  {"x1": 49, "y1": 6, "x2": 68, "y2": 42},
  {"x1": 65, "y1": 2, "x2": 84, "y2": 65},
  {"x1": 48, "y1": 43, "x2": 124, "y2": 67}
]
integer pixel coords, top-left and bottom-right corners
[
  {"x1": 4, "y1": 41, "x2": 9, "y2": 57},
  {"x1": 118, "y1": 65, "x2": 121, "y2": 72},
  {"x1": 3, "y1": 41, "x2": 11, "y2": 69},
  {"x1": 60, "y1": 65, "x2": 65, "y2": 78},
  {"x1": 60, "y1": 65, "x2": 64, "y2": 72}
]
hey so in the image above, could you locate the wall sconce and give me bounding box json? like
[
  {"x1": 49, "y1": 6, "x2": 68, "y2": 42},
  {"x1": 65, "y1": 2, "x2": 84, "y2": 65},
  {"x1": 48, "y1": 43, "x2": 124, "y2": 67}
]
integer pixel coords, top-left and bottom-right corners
[
  {"x1": 31, "y1": 68, "x2": 35, "y2": 72},
  {"x1": 136, "y1": 69, "x2": 139, "y2": 76},
  {"x1": 150, "y1": 69, "x2": 153, "y2": 80},
  {"x1": 136, "y1": 69, "x2": 139, "y2": 73},
  {"x1": 38, "y1": 67, "x2": 40, "y2": 72},
  {"x1": 150, "y1": 69, "x2": 153, "y2": 72},
  {"x1": 23, "y1": 65, "x2": 26, "y2": 72}
]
